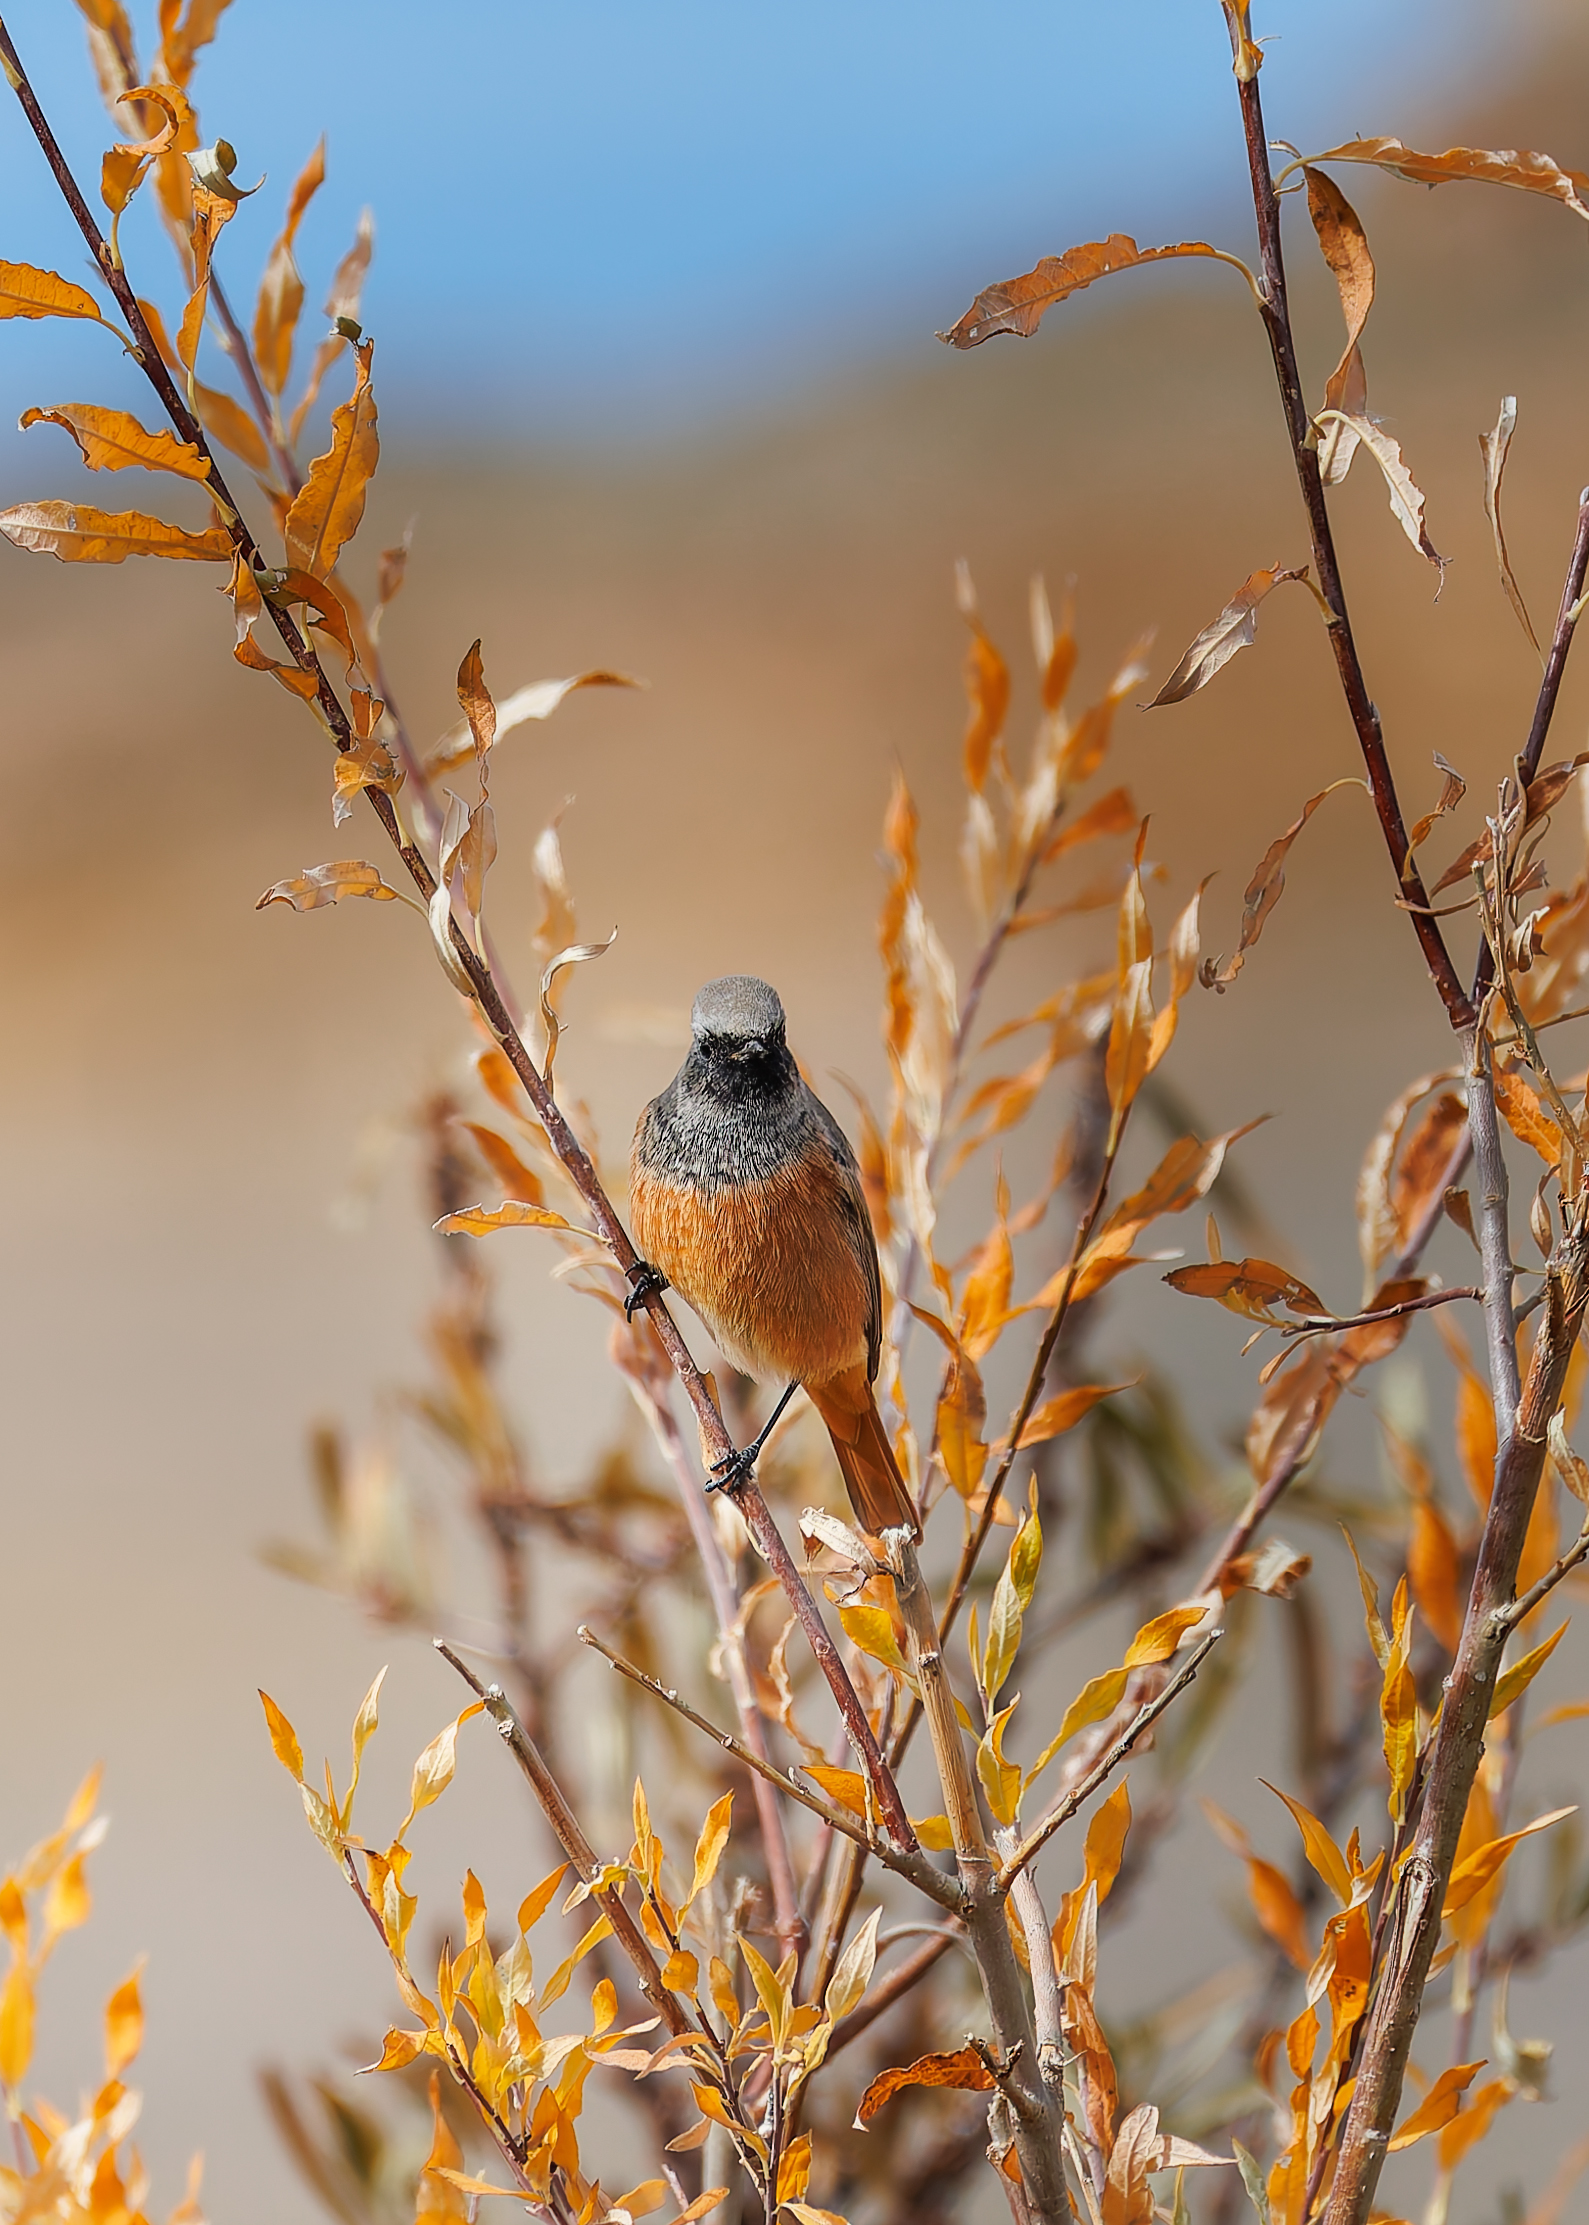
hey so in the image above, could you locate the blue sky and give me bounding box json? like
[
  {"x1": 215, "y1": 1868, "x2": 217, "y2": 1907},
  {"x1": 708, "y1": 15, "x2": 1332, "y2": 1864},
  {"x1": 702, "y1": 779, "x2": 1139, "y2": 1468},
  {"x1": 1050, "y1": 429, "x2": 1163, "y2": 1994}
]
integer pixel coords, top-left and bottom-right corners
[{"x1": 0, "y1": 0, "x2": 1512, "y2": 446}]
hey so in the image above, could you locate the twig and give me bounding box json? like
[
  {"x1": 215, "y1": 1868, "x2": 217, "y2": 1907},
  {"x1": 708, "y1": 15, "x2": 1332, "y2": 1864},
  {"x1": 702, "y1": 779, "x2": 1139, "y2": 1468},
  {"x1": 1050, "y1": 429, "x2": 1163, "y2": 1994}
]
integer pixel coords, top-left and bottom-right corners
[
  {"x1": 885, "y1": 1531, "x2": 1070, "y2": 2222},
  {"x1": 1464, "y1": 1027, "x2": 1523, "y2": 1447},
  {"x1": 1277, "y1": 1284, "x2": 1479, "y2": 1343},
  {"x1": 576, "y1": 1623, "x2": 959, "y2": 1909},
  {"x1": 995, "y1": 1630, "x2": 1223, "y2": 1890},
  {"x1": 625, "y1": 1366, "x2": 804, "y2": 1943},
  {"x1": 1495, "y1": 1508, "x2": 1589, "y2": 1632}
]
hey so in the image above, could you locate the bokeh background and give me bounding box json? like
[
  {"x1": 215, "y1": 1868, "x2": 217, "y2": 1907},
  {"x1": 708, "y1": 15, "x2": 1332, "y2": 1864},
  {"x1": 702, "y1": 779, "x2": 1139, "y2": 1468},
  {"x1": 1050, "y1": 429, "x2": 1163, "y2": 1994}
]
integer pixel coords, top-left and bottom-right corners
[{"x1": 4, "y1": 1, "x2": 1589, "y2": 2218}]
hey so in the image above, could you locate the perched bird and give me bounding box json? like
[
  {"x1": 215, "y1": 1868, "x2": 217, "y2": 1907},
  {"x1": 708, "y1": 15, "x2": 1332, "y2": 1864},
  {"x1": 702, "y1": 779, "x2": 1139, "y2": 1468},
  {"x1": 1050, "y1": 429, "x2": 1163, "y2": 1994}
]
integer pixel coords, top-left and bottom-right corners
[{"x1": 629, "y1": 975, "x2": 921, "y2": 1538}]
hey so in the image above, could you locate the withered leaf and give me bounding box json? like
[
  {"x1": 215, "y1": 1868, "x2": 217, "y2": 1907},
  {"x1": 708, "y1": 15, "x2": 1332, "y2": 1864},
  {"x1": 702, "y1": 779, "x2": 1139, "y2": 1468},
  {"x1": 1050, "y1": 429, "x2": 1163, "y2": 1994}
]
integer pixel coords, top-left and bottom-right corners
[
  {"x1": 134, "y1": 293, "x2": 271, "y2": 476},
  {"x1": 0, "y1": 261, "x2": 111, "y2": 326},
  {"x1": 1402, "y1": 756, "x2": 1466, "y2": 881},
  {"x1": 289, "y1": 209, "x2": 377, "y2": 448},
  {"x1": 284, "y1": 338, "x2": 378, "y2": 577},
  {"x1": 1493, "y1": 1068, "x2": 1562, "y2": 1163},
  {"x1": 940, "y1": 236, "x2": 1255, "y2": 348},
  {"x1": 19, "y1": 402, "x2": 212, "y2": 481},
  {"x1": 1201, "y1": 780, "x2": 1360, "y2": 991},
  {"x1": 256, "y1": 860, "x2": 401, "y2": 911},
  {"x1": 0, "y1": 500, "x2": 231, "y2": 563},
  {"x1": 1307, "y1": 137, "x2": 1589, "y2": 219},
  {"x1": 426, "y1": 671, "x2": 643, "y2": 777},
  {"x1": 1012, "y1": 1381, "x2": 1130, "y2": 1450},
  {"x1": 1480, "y1": 397, "x2": 1540, "y2": 656},
  {"x1": 1164, "y1": 1257, "x2": 1327, "y2": 1325},
  {"x1": 1304, "y1": 166, "x2": 1374, "y2": 484},
  {"x1": 855, "y1": 2046, "x2": 994, "y2": 2125},
  {"x1": 1314, "y1": 413, "x2": 1445, "y2": 580},
  {"x1": 460, "y1": 1123, "x2": 545, "y2": 1207},
  {"x1": 1148, "y1": 565, "x2": 1308, "y2": 706},
  {"x1": 540, "y1": 932, "x2": 619, "y2": 1090}
]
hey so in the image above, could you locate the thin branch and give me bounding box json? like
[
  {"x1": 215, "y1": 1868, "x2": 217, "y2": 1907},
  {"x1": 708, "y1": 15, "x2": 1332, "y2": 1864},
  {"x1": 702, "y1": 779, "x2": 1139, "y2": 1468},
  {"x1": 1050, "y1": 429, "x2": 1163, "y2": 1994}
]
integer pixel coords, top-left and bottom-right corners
[
  {"x1": 1277, "y1": 1284, "x2": 1479, "y2": 1344},
  {"x1": 1495, "y1": 1508, "x2": 1589, "y2": 1632},
  {"x1": 1231, "y1": 54, "x2": 1472, "y2": 1028},
  {"x1": 576, "y1": 1623, "x2": 959, "y2": 1909},
  {"x1": 625, "y1": 1365, "x2": 804, "y2": 1943},
  {"x1": 1465, "y1": 1027, "x2": 1524, "y2": 1446},
  {"x1": 995, "y1": 1630, "x2": 1223, "y2": 1890},
  {"x1": 208, "y1": 269, "x2": 301, "y2": 495}
]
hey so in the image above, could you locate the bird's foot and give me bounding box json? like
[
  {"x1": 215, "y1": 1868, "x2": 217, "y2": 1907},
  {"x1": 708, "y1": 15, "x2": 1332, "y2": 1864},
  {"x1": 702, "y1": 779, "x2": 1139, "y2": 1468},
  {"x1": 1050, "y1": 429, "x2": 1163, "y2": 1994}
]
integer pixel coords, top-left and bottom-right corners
[
  {"x1": 705, "y1": 1382, "x2": 801, "y2": 1497},
  {"x1": 623, "y1": 1259, "x2": 670, "y2": 1320}
]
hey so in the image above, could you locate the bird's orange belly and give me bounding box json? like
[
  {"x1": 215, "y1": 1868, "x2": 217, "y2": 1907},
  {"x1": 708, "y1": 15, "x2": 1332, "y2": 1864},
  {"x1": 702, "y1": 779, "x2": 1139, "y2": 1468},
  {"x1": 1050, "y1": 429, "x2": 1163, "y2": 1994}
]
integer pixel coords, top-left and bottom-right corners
[{"x1": 630, "y1": 1162, "x2": 871, "y2": 1386}]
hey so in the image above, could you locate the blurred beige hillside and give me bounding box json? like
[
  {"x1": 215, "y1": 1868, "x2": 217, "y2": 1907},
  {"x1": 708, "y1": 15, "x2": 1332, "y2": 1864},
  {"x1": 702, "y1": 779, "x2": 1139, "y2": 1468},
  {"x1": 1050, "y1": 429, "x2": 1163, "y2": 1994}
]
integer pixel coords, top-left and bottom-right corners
[{"x1": 5, "y1": 11, "x2": 1589, "y2": 2225}]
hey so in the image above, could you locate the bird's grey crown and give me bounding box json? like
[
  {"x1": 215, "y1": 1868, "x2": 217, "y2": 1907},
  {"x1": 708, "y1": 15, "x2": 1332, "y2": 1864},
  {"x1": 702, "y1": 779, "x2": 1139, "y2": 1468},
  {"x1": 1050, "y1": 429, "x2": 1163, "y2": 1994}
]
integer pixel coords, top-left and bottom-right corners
[{"x1": 691, "y1": 975, "x2": 786, "y2": 1042}]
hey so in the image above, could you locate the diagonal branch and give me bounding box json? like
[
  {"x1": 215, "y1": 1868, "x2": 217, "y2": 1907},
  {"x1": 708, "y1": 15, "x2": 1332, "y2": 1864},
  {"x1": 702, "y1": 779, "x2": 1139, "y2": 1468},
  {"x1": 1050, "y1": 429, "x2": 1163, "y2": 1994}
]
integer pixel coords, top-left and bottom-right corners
[
  {"x1": 1229, "y1": 50, "x2": 1472, "y2": 1029},
  {"x1": 0, "y1": 17, "x2": 915, "y2": 1862},
  {"x1": 576, "y1": 1624, "x2": 959, "y2": 1908}
]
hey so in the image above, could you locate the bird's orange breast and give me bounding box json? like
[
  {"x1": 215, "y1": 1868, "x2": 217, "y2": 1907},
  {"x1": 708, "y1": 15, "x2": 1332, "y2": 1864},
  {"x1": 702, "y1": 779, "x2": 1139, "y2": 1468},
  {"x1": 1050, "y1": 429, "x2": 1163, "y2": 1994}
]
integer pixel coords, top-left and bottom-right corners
[{"x1": 630, "y1": 1151, "x2": 872, "y2": 1386}]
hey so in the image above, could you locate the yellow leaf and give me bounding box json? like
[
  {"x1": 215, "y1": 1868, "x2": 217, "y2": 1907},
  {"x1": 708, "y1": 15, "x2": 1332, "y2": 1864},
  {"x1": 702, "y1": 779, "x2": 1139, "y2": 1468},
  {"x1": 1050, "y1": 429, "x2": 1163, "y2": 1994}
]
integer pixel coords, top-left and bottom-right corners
[
  {"x1": 1264, "y1": 1782, "x2": 1352, "y2": 1907},
  {"x1": 1125, "y1": 1605, "x2": 1207, "y2": 1667},
  {"x1": 367, "y1": 2026, "x2": 428, "y2": 2073},
  {"x1": 256, "y1": 860, "x2": 402, "y2": 912},
  {"x1": 0, "y1": 500, "x2": 231, "y2": 562},
  {"x1": 1387, "y1": 2060, "x2": 1486, "y2": 2149},
  {"x1": 686, "y1": 1792, "x2": 734, "y2": 1908},
  {"x1": 259, "y1": 1690, "x2": 304, "y2": 1780},
  {"x1": 104, "y1": 1963, "x2": 143, "y2": 2077},
  {"x1": 666, "y1": 2191, "x2": 734, "y2": 2224},
  {"x1": 19, "y1": 403, "x2": 212, "y2": 481},
  {"x1": 1026, "y1": 1667, "x2": 1128, "y2": 1782},
  {"x1": 42, "y1": 1852, "x2": 91, "y2": 1941},
  {"x1": 804, "y1": 1765, "x2": 869, "y2": 1819},
  {"x1": 824, "y1": 1907, "x2": 881, "y2": 2025},
  {"x1": 517, "y1": 1864, "x2": 567, "y2": 1934},
  {"x1": 1490, "y1": 1621, "x2": 1568, "y2": 1720},
  {"x1": 777, "y1": 2131, "x2": 814, "y2": 2203},
  {"x1": 838, "y1": 1602, "x2": 912, "y2": 1681},
  {"x1": 1442, "y1": 1806, "x2": 1576, "y2": 1917},
  {"x1": 0, "y1": 1964, "x2": 34, "y2": 2088},
  {"x1": 662, "y1": 1949, "x2": 699, "y2": 1994},
  {"x1": 434, "y1": 1200, "x2": 576, "y2": 1237},
  {"x1": 0, "y1": 260, "x2": 111, "y2": 324},
  {"x1": 398, "y1": 1702, "x2": 484, "y2": 1838},
  {"x1": 284, "y1": 338, "x2": 378, "y2": 577},
  {"x1": 340, "y1": 1665, "x2": 386, "y2": 1829},
  {"x1": 909, "y1": 1813, "x2": 955, "y2": 1850},
  {"x1": 1381, "y1": 1579, "x2": 1419, "y2": 1822}
]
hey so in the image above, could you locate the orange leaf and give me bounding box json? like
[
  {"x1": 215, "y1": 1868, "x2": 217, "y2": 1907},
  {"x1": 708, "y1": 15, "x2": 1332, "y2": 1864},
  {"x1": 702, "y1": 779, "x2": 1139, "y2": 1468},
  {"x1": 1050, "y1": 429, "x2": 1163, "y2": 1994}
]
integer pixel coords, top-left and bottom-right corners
[
  {"x1": 256, "y1": 860, "x2": 401, "y2": 911},
  {"x1": 1437, "y1": 2075, "x2": 1514, "y2": 2169},
  {"x1": 0, "y1": 500, "x2": 230, "y2": 563},
  {"x1": 435, "y1": 1201, "x2": 577, "y2": 1238},
  {"x1": 103, "y1": 1964, "x2": 143, "y2": 2078},
  {"x1": 19, "y1": 403, "x2": 211, "y2": 481},
  {"x1": 1493, "y1": 1069, "x2": 1562, "y2": 1163},
  {"x1": 1201, "y1": 781, "x2": 1362, "y2": 991},
  {"x1": 1202, "y1": 1800, "x2": 1310, "y2": 1968},
  {"x1": 1387, "y1": 2060, "x2": 1486, "y2": 2149},
  {"x1": 284, "y1": 339, "x2": 378, "y2": 577},
  {"x1": 253, "y1": 138, "x2": 325, "y2": 398},
  {"x1": 940, "y1": 235, "x2": 1254, "y2": 348},
  {"x1": 0, "y1": 260, "x2": 110, "y2": 325},
  {"x1": 1264, "y1": 1782, "x2": 1352, "y2": 1907},
  {"x1": 1163, "y1": 1256, "x2": 1326, "y2": 1325},
  {"x1": 1442, "y1": 1806, "x2": 1576, "y2": 1917},
  {"x1": 855, "y1": 2045, "x2": 994, "y2": 2124},
  {"x1": 1012, "y1": 1382, "x2": 1128, "y2": 1450}
]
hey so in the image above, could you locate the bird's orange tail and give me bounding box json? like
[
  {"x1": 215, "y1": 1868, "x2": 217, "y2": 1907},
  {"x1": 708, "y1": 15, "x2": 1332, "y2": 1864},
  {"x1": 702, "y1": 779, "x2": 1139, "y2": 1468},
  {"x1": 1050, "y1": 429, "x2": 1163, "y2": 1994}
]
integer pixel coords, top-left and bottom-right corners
[{"x1": 807, "y1": 1364, "x2": 922, "y2": 1540}]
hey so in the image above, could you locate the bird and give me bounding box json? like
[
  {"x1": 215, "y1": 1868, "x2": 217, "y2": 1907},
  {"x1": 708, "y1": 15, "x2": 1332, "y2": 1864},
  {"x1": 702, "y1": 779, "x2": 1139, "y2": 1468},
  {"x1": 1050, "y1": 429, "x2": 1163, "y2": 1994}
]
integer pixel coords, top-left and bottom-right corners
[{"x1": 629, "y1": 974, "x2": 921, "y2": 1539}]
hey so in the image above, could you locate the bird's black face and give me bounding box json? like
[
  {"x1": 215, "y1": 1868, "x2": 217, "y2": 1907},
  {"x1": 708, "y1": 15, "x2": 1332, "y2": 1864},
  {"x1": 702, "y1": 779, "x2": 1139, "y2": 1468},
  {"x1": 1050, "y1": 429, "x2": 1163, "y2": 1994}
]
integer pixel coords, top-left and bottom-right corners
[
  {"x1": 682, "y1": 1023, "x2": 795, "y2": 1106},
  {"x1": 679, "y1": 974, "x2": 797, "y2": 1106}
]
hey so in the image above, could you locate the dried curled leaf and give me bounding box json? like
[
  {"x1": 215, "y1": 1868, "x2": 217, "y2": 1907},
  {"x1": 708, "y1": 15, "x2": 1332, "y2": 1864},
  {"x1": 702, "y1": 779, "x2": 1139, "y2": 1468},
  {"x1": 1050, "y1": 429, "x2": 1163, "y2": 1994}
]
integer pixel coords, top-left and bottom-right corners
[
  {"x1": 426, "y1": 671, "x2": 643, "y2": 777},
  {"x1": 1305, "y1": 166, "x2": 1374, "y2": 485},
  {"x1": 940, "y1": 235, "x2": 1255, "y2": 347},
  {"x1": 1307, "y1": 136, "x2": 1589, "y2": 219},
  {"x1": 1480, "y1": 398, "x2": 1540, "y2": 656},
  {"x1": 253, "y1": 138, "x2": 325, "y2": 398},
  {"x1": 854, "y1": 2045, "x2": 994, "y2": 2125},
  {"x1": 1201, "y1": 779, "x2": 1361, "y2": 991},
  {"x1": 1163, "y1": 1257, "x2": 1327, "y2": 1325},
  {"x1": 540, "y1": 932, "x2": 618, "y2": 1090},
  {"x1": 18, "y1": 403, "x2": 212, "y2": 481},
  {"x1": 0, "y1": 500, "x2": 231, "y2": 563},
  {"x1": 1147, "y1": 565, "x2": 1308, "y2": 706},
  {"x1": 1313, "y1": 413, "x2": 1445, "y2": 579},
  {"x1": 256, "y1": 860, "x2": 401, "y2": 911}
]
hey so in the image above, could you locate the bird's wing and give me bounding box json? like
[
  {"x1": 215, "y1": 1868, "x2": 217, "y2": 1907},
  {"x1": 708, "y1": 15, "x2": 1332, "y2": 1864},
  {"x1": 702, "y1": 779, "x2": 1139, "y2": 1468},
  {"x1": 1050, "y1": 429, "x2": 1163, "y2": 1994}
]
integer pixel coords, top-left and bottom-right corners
[{"x1": 804, "y1": 1083, "x2": 884, "y2": 1383}]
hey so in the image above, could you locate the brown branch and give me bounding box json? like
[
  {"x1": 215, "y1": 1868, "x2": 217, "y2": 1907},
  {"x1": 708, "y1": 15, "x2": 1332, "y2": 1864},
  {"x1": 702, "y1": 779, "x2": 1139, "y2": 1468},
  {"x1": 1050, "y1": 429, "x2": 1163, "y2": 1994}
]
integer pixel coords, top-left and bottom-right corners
[
  {"x1": 0, "y1": 20, "x2": 917, "y2": 1873},
  {"x1": 1231, "y1": 55, "x2": 1472, "y2": 1029},
  {"x1": 1323, "y1": 1224, "x2": 1589, "y2": 2224},
  {"x1": 1277, "y1": 1284, "x2": 1479, "y2": 1342},
  {"x1": 994, "y1": 1628, "x2": 1224, "y2": 1890},
  {"x1": 1495, "y1": 1506, "x2": 1589, "y2": 1632},
  {"x1": 576, "y1": 1623, "x2": 959, "y2": 1908}
]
